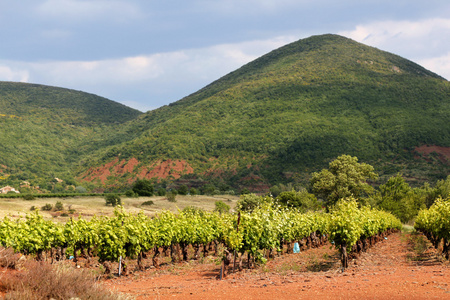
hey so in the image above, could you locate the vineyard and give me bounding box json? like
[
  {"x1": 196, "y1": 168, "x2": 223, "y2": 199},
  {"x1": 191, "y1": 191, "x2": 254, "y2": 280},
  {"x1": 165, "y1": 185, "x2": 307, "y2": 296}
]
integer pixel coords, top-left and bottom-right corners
[
  {"x1": 0, "y1": 197, "x2": 402, "y2": 276},
  {"x1": 414, "y1": 196, "x2": 450, "y2": 259}
]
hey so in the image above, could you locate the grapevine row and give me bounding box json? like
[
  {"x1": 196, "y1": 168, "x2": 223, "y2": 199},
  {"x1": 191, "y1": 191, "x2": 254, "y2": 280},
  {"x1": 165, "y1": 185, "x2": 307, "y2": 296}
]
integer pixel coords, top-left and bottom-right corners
[
  {"x1": 0, "y1": 198, "x2": 401, "y2": 273},
  {"x1": 328, "y1": 198, "x2": 402, "y2": 268},
  {"x1": 414, "y1": 196, "x2": 450, "y2": 259}
]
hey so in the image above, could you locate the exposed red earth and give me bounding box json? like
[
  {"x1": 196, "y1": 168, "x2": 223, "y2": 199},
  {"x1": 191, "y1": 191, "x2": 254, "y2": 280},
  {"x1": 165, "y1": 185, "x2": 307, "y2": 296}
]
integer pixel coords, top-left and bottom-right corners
[
  {"x1": 415, "y1": 145, "x2": 450, "y2": 164},
  {"x1": 80, "y1": 158, "x2": 194, "y2": 184}
]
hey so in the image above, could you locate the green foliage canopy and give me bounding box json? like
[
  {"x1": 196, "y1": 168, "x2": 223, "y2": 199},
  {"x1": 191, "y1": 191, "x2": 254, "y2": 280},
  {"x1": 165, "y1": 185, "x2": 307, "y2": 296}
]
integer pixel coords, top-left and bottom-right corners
[
  {"x1": 132, "y1": 179, "x2": 154, "y2": 197},
  {"x1": 311, "y1": 154, "x2": 378, "y2": 206}
]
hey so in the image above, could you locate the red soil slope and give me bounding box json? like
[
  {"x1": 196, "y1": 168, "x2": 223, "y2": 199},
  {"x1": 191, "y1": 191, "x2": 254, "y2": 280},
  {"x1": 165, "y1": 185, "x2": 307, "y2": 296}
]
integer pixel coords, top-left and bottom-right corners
[
  {"x1": 80, "y1": 158, "x2": 194, "y2": 184},
  {"x1": 415, "y1": 145, "x2": 450, "y2": 164}
]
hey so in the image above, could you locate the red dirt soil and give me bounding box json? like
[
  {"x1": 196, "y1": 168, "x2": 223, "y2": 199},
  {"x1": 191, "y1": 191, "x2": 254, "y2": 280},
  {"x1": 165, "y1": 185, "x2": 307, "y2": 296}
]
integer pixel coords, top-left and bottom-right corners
[
  {"x1": 415, "y1": 145, "x2": 450, "y2": 164},
  {"x1": 80, "y1": 158, "x2": 194, "y2": 184},
  {"x1": 104, "y1": 232, "x2": 450, "y2": 299}
]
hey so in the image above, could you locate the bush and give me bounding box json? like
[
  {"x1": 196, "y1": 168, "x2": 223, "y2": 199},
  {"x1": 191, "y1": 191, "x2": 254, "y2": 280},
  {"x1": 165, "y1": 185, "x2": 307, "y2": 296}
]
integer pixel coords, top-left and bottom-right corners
[
  {"x1": 41, "y1": 204, "x2": 53, "y2": 211},
  {"x1": 125, "y1": 190, "x2": 138, "y2": 197},
  {"x1": 157, "y1": 188, "x2": 166, "y2": 196},
  {"x1": 236, "y1": 194, "x2": 272, "y2": 212},
  {"x1": 166, "y1": 191, "x2": 177, "y2": 202},
  {"x1": 75, "y1": 186, "x2": 87, "y2": 193},
  {"x1": 201, "y1": 184, "x2": 216, "y2": 195},
  {"x1": 277, "y1": 189, "x2": 320, "y2": 212},
  {"x1": 22, "y1": 194, "x2": 35, "y2": 201},
  {"x1": 240, "y1": 188, "x2": 251, "y2": 195},
  {"x1": 0, "y1": 261, "x2": 123, "y2": 299},
  {"x1": 105, "y1": 194, "x2": 122, "y2": 206},
  {"x1": 182, "y1": 206, "x2": 205, "y2": 216},
  {"x1": 177, "y1": 185, "x2": 188, "y2": 195},
  {"x1": 54, "y1": 201, "x2": 64, "y2": 211},
  {"x1": 225, "y1": 190, "x2": 235, "y2": 195},
  {"x1": 189, "y1": 187, "x2": 198, "y2": 195},
  {"x1": 132, "y1": 179, "x2": 154, "y2": 196},
  {"x1": 214, "y1": 200, "x2": 230, "y2": 214},
  {"x1": 141, "y1": 200, "x2": 154, "y2": 206},
  {"x1": 0, "y1": 247, "x2": 22, "y2": 269}
]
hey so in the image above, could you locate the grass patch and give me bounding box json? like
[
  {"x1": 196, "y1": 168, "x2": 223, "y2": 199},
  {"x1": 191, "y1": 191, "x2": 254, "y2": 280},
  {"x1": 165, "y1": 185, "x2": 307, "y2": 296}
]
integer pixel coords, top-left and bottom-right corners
[
  {"x1": 0, "y1": 260, "x2": 132, "y2": 300},
  {"x1": 404, "y1": 231, "x2": 430, "y2": 261}
]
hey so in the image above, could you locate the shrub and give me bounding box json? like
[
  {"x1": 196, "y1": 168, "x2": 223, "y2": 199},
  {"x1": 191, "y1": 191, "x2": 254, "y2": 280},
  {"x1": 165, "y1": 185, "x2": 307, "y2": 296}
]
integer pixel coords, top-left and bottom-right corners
[
  {"x1": 105, "y1": 194, "x2": 122, "y2": 206},
  {"x1": 214, "y1": 200, "x2": 230, "y2": 214},
  {"x1": 75, "y1": 186, "x2": 87, "y2": 193},
  {"x1": 277, "y1": 189, "x2": 320, "y2": 212},
  {"x1": 41, "y1": 204, "x2": 53, "y2": 211},
  {"x1": 177, "y1": 185, "x2": 188, "y2": 195},
  {"x1": 240, "y1": 188, "x2": 251, "y2": 195},
  {"x1": 141, "y1": 200, "x2": 154, "y2": 206},
  {"x1": 225, "y1": 190, "x2": 235, "y2": 195},
  {"x1": 54, "y1": 201, "x2": 64, "y2": 211},
  {"x1": 182, "y1": 206, "x2": 205, "y2": 216},
  {"x1": 189, "y1": 187, "x2": 197, "y2": 195},
  {"x1": 166, "y1": 191, "x2": 177, "y2": 202},
  {"x1": 125, "y1": 190, "x2": 138, "y2": 197},
  {"x1": 157, "y1": 188, "x2": 166, "y2": 196},
  {"x1": 22, "y1": 194, "x2": 35, "y2": 201},
  {"x1": 0, "y1": 261, "x2": 124, "y2": 299},
  {"x1": 132, "y1": 179, "x2": 154, "y2": 196},
  {"x1": 236, "y1": 194, "x2": 272, "y2": 212},
  {"x1": 201, "y1": 184, "x2": 216, "y2": 195},
  {"x1": 0, "y1": 247, "x2": 22, "y2": 269}
]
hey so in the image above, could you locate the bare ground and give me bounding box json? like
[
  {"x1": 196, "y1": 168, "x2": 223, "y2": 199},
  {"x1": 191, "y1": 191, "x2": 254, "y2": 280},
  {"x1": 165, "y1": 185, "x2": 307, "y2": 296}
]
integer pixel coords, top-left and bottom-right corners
[{"x1": 103, "y1": 232, "x2": 450, "y2": 299}]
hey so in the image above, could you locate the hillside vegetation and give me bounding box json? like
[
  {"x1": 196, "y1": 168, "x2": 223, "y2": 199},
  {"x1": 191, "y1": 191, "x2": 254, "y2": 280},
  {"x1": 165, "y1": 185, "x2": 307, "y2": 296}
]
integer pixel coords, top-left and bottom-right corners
[
  {"x1": 0, "y1": 82, "x2": 142, "y2": 187},
  {"x1": 79, "y1": 34, "x2": 450, "y2": 190}
]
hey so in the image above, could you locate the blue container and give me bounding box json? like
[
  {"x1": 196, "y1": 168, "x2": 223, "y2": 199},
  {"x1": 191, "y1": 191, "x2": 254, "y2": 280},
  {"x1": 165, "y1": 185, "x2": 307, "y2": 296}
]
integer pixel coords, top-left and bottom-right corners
[{"x1": 293, "y1": 242, "x2": 300, "y2": 253}]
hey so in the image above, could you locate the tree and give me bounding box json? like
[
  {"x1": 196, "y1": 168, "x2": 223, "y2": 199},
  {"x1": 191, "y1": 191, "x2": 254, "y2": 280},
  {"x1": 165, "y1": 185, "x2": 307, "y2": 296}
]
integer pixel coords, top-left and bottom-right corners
[
  {"x1": 310, "y1": 155, "x2": 378, "y2": 207},
  {"x1": 377, "y1": 174, "x2": 425, "y2": 223},
  {"x1": 277, "y1": 189, "x2": 320, "y2": 212},
  {"x1": 105, "y1": 194, "x2": 122, "y2": 206},
  {"x1": 236, "y1": 193, "x2": 272, "y2": 212},
  {"x1": 132, "y1": 179, "x2": 154, "y2": 196},
  {"x1": 380, "y1": 173, "x2": 411, "y2": 202},
  {"x1": 177, "y1": 185, "x2": 188, "y2": 195}
]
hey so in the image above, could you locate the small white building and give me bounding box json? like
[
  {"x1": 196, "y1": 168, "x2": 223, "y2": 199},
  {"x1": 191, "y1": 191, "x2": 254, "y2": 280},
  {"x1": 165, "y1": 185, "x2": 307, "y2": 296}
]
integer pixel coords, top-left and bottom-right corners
[{"x1": 0, "y1": 186, "x2": 20, "y2": 194}]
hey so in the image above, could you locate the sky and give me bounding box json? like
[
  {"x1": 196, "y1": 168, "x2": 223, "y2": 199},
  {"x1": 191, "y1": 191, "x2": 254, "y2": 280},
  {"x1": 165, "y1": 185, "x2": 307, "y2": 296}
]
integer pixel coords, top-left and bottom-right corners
[{"x1": 1, "y1": 1, "x2": 449, "y2": 112}]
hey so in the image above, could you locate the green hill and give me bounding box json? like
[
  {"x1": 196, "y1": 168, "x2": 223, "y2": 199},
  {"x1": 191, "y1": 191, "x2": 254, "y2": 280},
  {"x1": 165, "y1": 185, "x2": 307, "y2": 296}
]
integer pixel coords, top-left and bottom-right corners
[
  {"x1": 78, "y1": 34, "x2": 450, "y2": 191},
  {"x1": 1, "y1": 34, "x2": 449, "y2": 193},
  {"x1": 0, "y1": 82, "x2": 142, "y2": 188}
]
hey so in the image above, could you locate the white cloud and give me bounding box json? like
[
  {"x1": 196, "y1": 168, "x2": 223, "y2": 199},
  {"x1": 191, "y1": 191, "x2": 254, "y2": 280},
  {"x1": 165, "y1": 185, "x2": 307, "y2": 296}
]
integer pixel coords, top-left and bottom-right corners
[
  {"x1": 0, "y1": 36, "x2": 298, "y2": 111},
  {"x1": 339, "y1": 18, "x2": 450, "y2": 58},
  {"x1": 418, "y1": 53, "x2": 450, "y2": 81},
  {"x1": 339, "y1": 18, "x2": 450, "y2": 79},
  {"x1": 0, "y1": 65, "x2": 29, "y2": 82},
  {"x1": 55, "y1": 36, "x2": 295, "y2": 87}
]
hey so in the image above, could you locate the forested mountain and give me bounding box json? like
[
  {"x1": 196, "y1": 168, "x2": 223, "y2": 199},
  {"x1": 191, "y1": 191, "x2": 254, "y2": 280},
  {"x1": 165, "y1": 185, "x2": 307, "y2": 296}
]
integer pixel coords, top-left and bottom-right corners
[
  {"x1": 2, "y1": 34, "x2": 449, "y2": 192},
  {"x1": 0, "y1": 82, "x2": 142, "y2": 188}
]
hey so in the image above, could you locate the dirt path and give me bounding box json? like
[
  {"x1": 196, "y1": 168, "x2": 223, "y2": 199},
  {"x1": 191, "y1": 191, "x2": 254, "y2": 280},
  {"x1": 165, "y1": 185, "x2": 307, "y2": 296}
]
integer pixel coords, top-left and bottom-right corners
[{"x1": 104, "y1": 232, "x2": 450, "y2": 299}]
